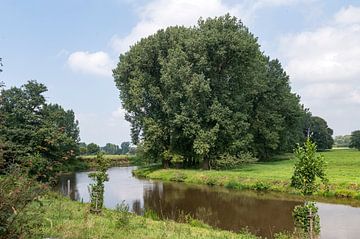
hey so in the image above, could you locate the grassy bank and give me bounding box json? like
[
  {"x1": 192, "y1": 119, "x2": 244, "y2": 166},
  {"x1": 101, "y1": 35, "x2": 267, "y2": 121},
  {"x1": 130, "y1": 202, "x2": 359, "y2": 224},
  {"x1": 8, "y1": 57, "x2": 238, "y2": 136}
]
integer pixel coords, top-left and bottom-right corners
[
  {"x1": 39, "y1": 194, "x2": 257, "y2": 239},
  {"x1": 134, "y1": 149, "x2": 360, "y2": 199}
]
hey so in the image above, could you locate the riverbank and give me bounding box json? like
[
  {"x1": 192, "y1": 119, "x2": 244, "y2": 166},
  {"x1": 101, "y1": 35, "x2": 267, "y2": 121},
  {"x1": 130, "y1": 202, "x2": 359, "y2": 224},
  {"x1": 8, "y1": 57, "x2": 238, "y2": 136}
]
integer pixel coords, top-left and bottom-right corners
[
  {"x1": 134, "y1": 149, "x2": 360, "y2": 200},
  {"x1": 39, "y1": 194, "x2": 258, "y2": 239},
  {"x1": 62, "y1": 154, "x2": 135, "y2": 172}
]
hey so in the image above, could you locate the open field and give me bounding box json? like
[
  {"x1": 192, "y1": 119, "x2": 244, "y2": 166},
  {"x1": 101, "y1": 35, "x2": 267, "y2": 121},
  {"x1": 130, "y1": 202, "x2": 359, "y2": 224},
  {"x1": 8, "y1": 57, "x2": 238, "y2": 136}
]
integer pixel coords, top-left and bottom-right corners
[
  {"x1": 38, "y1": 194, "x2": 257, "y2": 239},
  {"x1": 134, "y1": 149, "x2": 360, "y2": 199}
]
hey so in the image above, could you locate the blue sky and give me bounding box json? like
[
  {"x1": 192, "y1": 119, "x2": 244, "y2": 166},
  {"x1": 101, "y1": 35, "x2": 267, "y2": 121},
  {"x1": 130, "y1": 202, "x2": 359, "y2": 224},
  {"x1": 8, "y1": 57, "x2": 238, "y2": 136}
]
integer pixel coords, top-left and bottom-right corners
[{"x1": 1, "y1": 0, "x2": 360, "y2": 145}]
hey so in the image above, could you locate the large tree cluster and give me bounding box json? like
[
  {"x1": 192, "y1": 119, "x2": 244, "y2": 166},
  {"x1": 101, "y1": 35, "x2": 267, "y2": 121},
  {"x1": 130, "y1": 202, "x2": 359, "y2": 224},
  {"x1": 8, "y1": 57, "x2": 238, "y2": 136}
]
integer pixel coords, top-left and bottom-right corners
[
  {"x1": 0, "y1": 81, "x2": 80, "y2": 180},
  {"x1": 113, "y1": 15, "x2": 311, "y2": 168}
]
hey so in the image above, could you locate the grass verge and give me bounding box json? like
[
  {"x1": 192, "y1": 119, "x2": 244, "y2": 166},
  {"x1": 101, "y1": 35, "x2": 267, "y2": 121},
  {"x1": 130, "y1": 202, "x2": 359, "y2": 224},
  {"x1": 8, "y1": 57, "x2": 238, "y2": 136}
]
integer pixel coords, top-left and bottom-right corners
[
  {"x1": 133, "y1": 149, "x2": 360, "y2": 200},
  {"x1": 39, "y1": 194, "x2": 257, "y2": 239}
]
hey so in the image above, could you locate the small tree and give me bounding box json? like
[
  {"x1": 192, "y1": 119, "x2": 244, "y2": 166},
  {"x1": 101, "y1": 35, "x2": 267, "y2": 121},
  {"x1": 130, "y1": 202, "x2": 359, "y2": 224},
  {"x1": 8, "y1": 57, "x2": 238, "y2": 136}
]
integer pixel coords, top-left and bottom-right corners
[
  {"x1": 291, "y1": 139, "x2": 325, "y2": 238},
  {"x1": 88, "y1": 153, "x2": 110, "y2": 213},
  {"x1": 292, "y1": 202, "x2": 320, "y2": 238},
  {"x1": 350, "y1": 130, "x2": 360, "y2": 150},
  {"x1": 291, "y1": 138, "x2": 328, "y2": 195}
]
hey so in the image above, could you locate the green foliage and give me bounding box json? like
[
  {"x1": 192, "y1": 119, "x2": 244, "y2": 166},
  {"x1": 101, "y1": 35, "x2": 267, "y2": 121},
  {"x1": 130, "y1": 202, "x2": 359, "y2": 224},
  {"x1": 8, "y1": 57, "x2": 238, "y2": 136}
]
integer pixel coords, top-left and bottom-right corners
[
  {"x1": 291, "y1": 139, "x2": 328, "y2": 195},
  {"x1": 292, "y1": 202, "x2": 320, "y2": 236},
  {"x1": 113, "y1": 14, "x2": 307, "y2": 168},
  {"x1": 143, "y1": 209, "x2": 160, "y2": 221},
  {"x1": 87, "y1": 143, "x2": 100, "y2": 155},
  {"x1": 115, "y1": 201, "x2": 131, "y2": 229},
  {"x1": 334, "y1": 135, "x2": 351, "y2": 147},
  {"x1": 211, "y1": 152, "x2": 256, "y2": 170},
  {"x1": 170, "y1": 172, "x2": 187, "y2": 182},
  {"x1": 102, "y1": 143, "x2": 120, "y2": 155},
  {"x1": 252, "y1": 181, "x2": 270, "y2": 191},
  {"x1": 138, "y1": 149, "x2": 360, "y2": 199},
  {"x1": 0, "y1": 58, "x2": 3, "y2": 73},
  {"x1": 0, "y1": 81, "x2": 80, "y2": 179},
  {"x1": 308, "y1": 116, "x2": 334, "y2": 151},
  {"x1": 88, "y1": 153, "x2": 110, "y2": 213},
  {"x1": 0, "y1": 168, "x2": 47, "y2": 239},
  {"x1": 100, "y1": 142, "x2": 131, "y2": 155},
  {"x1": 120, "y1": 141, "x2": 131, "y2": 154},
  {"x1": 273, "y1": 232, "x2": 293, "y2": 239},
  {"x1": 177, "y1": 211, "x2": 211, "y2": 229},
  {"x1": 162, "y1": 150, "x2": 184, "y2": 165},
  {"x1": 350, "y1": 130, "x2": 360, "y2": 150}
]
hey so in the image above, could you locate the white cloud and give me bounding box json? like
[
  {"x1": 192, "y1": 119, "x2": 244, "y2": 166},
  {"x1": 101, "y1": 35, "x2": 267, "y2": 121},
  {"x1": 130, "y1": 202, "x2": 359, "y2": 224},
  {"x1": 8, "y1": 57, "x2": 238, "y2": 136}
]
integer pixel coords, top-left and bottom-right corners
[
  {"x1": 110, "y1": 0, "x2": 318, "y2": 54},
  {"x1": 278, "y1": 5, "x2": 360, "y2": 134},
  {"x1": 282, "y1": 24, "x2": 360, "y2": 83},
  {"x1": 67, "y1": 51, "x2": 114, "y2": 77},
  {"x1": 109, "y1": 105, "x2": 127, "y2": 127},
  {"x1": 335, "y1": 5, "x2": 360, "y2": 24},
  {"x1": 110, "y1": 0, "x2": 243, "y2": 53}
]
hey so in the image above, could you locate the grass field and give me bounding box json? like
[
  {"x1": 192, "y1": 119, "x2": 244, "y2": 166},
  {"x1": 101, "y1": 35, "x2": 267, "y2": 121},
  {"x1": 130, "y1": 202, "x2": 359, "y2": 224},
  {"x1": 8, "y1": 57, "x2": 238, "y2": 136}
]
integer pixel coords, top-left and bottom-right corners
[
  {"x1": 38, "y1": 194, "x2": 257, "y2": 239},
  {"x1": 134, "y1": 149, "x2": 360, "y2": 199}
]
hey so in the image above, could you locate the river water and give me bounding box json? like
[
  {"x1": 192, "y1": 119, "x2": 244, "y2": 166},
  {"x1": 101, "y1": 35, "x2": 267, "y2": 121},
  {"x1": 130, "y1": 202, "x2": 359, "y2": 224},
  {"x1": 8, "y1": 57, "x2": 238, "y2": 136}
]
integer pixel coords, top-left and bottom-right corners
[{"x1": 57, "y1": 166, "x2": 360, "y2": 239}]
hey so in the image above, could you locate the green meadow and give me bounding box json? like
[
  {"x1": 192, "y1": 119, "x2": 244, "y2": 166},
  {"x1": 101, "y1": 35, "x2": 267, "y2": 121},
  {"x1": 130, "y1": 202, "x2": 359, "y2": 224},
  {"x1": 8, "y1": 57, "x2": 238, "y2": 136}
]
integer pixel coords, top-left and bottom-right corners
[{"x1": 134, "y1": 149, "x2": 360, "y2": 199}]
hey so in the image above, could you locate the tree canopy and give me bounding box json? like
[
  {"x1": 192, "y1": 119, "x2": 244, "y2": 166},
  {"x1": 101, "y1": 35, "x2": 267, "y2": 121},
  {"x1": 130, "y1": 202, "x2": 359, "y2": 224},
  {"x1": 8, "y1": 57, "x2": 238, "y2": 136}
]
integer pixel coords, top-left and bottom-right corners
[
  {"x1": 350, "y1": 130, "x2": 360, "y2": 150},
  {"x1": 87, "y1": 143, "x2": 100, "y2": 155},
  {"x1": 0, "y1": 81, "x2": 80, "y2": 180},
  {"x1": 307, "y1": 116, "x2": 334, "y2": 151},
  {"x1": 113, "y1": 15, "x2": 307, "y2": 168}
]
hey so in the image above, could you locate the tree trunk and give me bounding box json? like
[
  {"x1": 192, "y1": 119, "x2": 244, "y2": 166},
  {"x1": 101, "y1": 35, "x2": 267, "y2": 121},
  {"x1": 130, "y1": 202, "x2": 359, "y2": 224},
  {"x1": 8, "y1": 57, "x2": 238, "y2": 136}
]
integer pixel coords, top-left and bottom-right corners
[
  {"x1": 162, "y1": 159, "x2": 169, "y2": 169},
  {"x1": 202, "y1": 158, "x2": 210, "y2": 170}
]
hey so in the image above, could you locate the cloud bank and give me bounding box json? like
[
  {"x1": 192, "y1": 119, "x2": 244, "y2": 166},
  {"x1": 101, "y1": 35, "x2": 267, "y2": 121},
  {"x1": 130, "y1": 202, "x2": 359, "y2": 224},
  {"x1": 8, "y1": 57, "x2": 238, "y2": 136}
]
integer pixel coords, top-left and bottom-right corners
[{"x1": 280, "y1": 5, "x2": 360, "y2": 134}]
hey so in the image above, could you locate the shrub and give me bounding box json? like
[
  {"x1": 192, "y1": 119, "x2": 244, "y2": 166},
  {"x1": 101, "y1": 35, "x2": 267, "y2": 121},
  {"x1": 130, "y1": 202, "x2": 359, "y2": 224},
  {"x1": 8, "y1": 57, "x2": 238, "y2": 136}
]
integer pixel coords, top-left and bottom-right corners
[
  {"x1": 274, "y1": 232, "x2": 293, "y2": 239},
  {"x1": 211, "y1": 152, "x2": 257, "y2": 170},
  {"x1": 170, "y1": 172, "x2": 187, "y2": 182},
  {"x1": 162, "y1": 150, "x2": 184, "y2": 167},
  {"x1": 225, "y1": 181, "x2": 239, "y2": 189},
  {"x1": 334, "y1": 190, "x2": 355, "y2": 198},
  {"x1": 205, "y1": 177, "x2": 217, "y2": 186},
  {"x1": 291, "y1": 138, "x2": 328, "y2": 195},
  {"x1": 0, "y1": 168, "x2": 47, "y2": 239},
  {"x1": 252, "y1": 181, "x2": 270, "y2": 191},
  {"x1": 115, "y1": 201, "x2": 131, "y2": 228},
  {"x1": 292, "y1": 202, "x2": 320, "y2": 236}
]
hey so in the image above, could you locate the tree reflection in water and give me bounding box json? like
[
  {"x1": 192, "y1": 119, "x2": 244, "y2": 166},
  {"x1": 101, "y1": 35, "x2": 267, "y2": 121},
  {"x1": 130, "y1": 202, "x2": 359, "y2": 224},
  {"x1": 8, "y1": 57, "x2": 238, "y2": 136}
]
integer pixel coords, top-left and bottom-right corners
[{"x1": 142, "y1": 182, "x2": 301, "y2": 237}]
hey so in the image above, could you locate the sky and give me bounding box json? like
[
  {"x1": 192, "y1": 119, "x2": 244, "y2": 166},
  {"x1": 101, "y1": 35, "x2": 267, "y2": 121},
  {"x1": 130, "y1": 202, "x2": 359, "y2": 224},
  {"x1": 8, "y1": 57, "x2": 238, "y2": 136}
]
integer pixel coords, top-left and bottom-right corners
[{"x1": 1, "y1": 0, "x2": 359, "y2": 146}]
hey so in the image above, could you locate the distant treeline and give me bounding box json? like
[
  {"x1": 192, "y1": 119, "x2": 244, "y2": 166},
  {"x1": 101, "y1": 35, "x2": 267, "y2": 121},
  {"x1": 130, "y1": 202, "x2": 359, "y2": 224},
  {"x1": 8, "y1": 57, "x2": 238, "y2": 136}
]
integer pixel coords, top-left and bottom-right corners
[
  {"x1": 78, "y1": 142, "x2": 135, "y2": 155},
  {"x1": 334, "y1": 132, "x2": 360, "y2": 150},
  {"x1": 334, "y1": 135, "x2": 351, "y2": 147}
]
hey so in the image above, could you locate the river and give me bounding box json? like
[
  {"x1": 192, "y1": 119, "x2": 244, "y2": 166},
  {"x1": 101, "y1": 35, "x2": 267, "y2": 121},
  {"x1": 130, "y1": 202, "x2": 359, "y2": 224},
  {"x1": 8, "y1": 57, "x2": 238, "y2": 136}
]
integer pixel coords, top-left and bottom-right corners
[{"x1": 57, "y1": 166, "x2": 360, "y2": 239}]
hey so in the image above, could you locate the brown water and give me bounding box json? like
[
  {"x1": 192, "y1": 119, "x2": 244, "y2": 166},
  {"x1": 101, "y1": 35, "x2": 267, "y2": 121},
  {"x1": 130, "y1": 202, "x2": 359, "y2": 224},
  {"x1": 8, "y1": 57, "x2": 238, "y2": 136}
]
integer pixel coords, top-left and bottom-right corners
[{"x1": 57, "y1": 166, "x2": 360, "y2": 239}]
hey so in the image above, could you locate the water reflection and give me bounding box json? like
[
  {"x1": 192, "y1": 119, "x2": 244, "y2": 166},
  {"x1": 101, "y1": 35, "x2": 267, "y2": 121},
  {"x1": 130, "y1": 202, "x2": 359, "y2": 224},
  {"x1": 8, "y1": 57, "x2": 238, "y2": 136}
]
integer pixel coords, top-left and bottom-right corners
[
  {"x1": 57, "y1": 167, "x2": 360, "y2": 239},
  {"x1": 142, "y1": 182, "x2": 300, "y2": 236}
]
